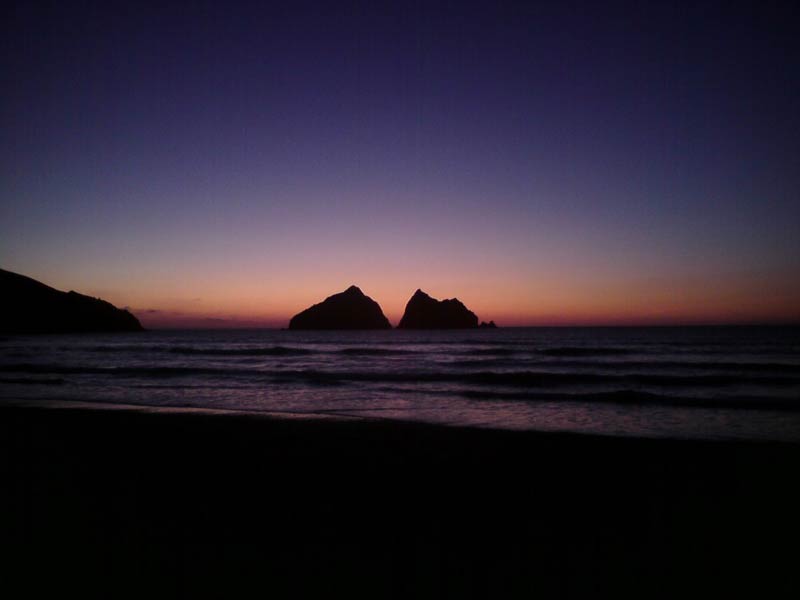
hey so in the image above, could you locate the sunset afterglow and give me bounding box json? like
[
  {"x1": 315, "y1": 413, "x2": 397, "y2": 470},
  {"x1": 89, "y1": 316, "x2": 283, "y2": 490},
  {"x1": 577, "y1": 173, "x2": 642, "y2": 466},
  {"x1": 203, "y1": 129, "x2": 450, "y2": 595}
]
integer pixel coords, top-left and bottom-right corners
[{"x1": 2, "y1": 3, "x2": 797, "y2": 327}]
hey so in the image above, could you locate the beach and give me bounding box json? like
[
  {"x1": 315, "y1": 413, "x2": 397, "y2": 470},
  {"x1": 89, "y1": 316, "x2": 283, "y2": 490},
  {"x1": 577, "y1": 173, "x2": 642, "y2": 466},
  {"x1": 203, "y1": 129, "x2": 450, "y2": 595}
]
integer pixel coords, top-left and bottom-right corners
[{"x1": 2, "y1": 403, "x2": 798, "y2": 598}]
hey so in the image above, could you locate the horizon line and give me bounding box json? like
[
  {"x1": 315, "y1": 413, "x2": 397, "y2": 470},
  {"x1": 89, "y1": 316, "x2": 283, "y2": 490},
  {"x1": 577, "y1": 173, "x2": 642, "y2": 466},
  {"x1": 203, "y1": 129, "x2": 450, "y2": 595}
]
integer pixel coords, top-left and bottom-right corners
[{"x1": 141, "y1": 322, "x2": 800, "y2": 330}]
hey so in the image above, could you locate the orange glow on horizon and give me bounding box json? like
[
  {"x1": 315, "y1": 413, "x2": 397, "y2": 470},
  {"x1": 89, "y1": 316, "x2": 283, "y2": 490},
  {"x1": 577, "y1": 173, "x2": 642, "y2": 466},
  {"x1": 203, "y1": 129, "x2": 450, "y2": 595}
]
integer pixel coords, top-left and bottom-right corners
[
  {"x1": 15, "y1": 257, "x2": 799, "y2": 329},
  {"x1": 122, "y1": 275, "x2": 800, "y2": 329}
]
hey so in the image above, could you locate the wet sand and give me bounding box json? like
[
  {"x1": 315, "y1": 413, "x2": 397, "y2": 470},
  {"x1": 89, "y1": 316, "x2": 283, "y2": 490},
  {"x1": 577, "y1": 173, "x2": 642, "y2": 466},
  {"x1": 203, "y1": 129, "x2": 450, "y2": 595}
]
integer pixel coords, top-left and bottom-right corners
[{"x1": 1, "y1": 403, "x2": 798, "y2": 598}]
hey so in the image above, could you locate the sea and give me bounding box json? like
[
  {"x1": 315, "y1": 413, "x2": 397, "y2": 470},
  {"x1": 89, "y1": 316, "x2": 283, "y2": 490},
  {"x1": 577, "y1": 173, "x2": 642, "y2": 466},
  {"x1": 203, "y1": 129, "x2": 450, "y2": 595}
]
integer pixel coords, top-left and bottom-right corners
[{"x1": 1, "y1": 326, "x2": 799, "y2": 442}]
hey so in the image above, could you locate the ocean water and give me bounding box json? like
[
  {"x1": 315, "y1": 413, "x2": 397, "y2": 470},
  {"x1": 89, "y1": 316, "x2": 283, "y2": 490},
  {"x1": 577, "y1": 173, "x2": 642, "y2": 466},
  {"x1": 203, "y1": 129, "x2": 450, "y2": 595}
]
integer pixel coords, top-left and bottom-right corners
[{"x1": 1, "y1": 327, "x2": 799, "y2": 441}]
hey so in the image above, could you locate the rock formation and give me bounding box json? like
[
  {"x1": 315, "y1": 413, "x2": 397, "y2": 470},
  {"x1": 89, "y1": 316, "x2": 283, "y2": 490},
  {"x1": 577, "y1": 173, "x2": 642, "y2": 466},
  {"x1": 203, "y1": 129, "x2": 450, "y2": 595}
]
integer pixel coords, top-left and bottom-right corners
[
  {"x1": 289, "y1": 285, "x2": 392, "y2": 330},
  {"x1": 0, "y1": 268, "x2": 144, "y2": 333},
  {"x1": 397, "y1": 289, "x2": 481, "y2": 329},
  {"x1": 479, "y1": 320, "x2": 498, "y2": 328}
]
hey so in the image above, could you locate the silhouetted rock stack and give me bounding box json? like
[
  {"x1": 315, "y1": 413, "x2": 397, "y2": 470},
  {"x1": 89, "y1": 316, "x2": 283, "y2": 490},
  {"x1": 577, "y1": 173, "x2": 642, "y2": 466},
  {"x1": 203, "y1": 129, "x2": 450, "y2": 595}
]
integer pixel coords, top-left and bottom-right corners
[
  {"x1": 0, "y1": 268, "x2": 144, "y2": 333},
  {"x1": 479, "y1": 320, "x2": 497, "y2": 328},
  {"x1": 289, "y1": 285, "x2": 392, "y2": 330},
  {"x1": 397, "y1": 289, "x2": 480, "y2": 329}
]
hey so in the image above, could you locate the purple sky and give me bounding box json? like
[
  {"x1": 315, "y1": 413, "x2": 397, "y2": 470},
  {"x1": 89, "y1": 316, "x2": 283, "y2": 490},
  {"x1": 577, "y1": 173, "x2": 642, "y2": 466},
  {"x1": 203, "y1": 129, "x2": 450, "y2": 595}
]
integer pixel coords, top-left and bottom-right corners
[{"x1": 2, "y1": 1, "x2": 798, "y2": 326}]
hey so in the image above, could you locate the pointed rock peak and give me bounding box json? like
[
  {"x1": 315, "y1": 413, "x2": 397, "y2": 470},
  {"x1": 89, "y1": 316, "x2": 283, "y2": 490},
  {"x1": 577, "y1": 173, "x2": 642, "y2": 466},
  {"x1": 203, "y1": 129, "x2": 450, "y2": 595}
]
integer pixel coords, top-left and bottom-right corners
[
  {"x1": 398, "y1": 288, "x2": 480, "y2": 329},
  {"x1": 289, "y1": 286, "x2": 391, "y2": 330}
]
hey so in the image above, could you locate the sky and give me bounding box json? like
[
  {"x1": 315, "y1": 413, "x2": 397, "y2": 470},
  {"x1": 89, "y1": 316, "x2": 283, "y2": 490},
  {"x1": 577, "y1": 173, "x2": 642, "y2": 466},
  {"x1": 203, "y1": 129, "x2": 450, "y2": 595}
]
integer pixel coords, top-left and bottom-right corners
[{"x1": 2, "y1": 1, "x2": 799, "y2": 327}]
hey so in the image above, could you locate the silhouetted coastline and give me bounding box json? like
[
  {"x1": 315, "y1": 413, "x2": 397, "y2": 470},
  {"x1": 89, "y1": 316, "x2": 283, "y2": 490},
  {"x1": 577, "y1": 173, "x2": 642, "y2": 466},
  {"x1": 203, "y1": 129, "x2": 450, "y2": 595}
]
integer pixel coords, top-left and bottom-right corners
[
  {"x1": 2, "y1": 271, "x2": 500, "y2": 331},
  {"x1": 0, "y1": 268, "x2": 143, "y2": 333}
]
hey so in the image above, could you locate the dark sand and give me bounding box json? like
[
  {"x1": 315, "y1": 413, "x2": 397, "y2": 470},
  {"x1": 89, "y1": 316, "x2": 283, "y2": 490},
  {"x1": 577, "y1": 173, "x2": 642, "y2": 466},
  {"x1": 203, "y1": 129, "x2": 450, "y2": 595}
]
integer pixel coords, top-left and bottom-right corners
[{"x1": 2, "y1": 404, "x2": 799, "y2": 598}]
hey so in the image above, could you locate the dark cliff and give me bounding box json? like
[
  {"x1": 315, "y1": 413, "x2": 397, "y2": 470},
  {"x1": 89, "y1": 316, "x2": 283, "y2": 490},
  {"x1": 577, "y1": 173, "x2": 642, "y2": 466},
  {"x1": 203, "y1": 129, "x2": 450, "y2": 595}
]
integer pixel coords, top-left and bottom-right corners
[
  {"x1": 0, "y1": 268, "x2": 144, "y2": 333},
  {"x1": 289, "y1": 286, "x2": 392, "y2": 330},
  {"x1": 397, "y1": 289, "x2": 480, "y2": 329}
]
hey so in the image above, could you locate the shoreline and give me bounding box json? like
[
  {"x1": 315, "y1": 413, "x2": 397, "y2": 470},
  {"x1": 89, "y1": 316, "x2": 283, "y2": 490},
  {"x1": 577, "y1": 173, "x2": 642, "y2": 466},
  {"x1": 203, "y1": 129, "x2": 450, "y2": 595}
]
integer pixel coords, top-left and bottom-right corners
[
  {"x1": 0, "y1": 397, "x2": 363, "y2": 422},
  {"x1": 2, "y1": 395, "x2": 800, "y2": 444},
  {"x1": 2, "y1": 402, "x2": 799, "y2": 598}
]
